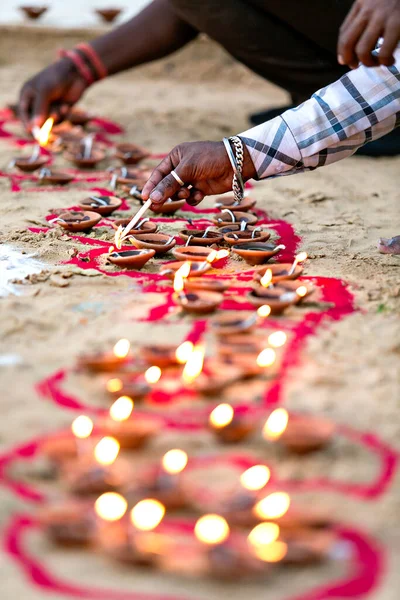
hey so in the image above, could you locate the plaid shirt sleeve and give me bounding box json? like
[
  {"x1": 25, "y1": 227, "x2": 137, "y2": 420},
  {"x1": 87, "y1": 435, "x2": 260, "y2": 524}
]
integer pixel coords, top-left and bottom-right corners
[{"x1": 239, "y1": 46, "x2": 400, "y2": 179}]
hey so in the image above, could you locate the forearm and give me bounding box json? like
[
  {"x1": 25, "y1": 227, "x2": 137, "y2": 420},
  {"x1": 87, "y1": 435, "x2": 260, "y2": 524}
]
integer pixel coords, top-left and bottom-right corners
[{"x1": 90, "y1": 0, "x2": 198, "y2": 76}]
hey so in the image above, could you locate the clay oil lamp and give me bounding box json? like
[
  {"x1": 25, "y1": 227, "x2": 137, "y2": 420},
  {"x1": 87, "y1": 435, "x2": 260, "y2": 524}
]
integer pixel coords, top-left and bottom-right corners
[
  {"x1": 191, "y1": 362, "x2": 242, "y2": 395},
  {"x1": 98, "y1": 397, "x2": 160, "y2": 449},
  {"x1": 95, "y1": 8, "x2": 122, "y2": 23},
  {"x1": 41, "y1": 415, "x2": 94, "y2": 466},
  {"x1": 12, "y1": 149, "x2": 49, "y2": 173},
  {"x1": 38, "y1": 168, "x2": 74, "y2": 186},
  {"x1": 173, "y1": 245, "x2": 217, "y2": 263},
  {"x1": 222, "y1": 344, "x2": 277, "y2": 378},
  {"x1": 248, "y1": 268, "x2": 299, "y2": 314},
  {"x1": 173, "y1": 266, "x2": 223, "y2": 315},
  {"x1": 79, "y1": 338, "x2": 132, "y2": 372},
  {"x1": 185, "y1": 278, "x2": 230, "y2": 294},
  {"x1": 38, "y1": 500, "x2": 95, "y2": 546},
  {"x1": 211, "y1": 311, "x2": 261, "y2": 336},
  {"x1": 159, "y1": 260, "x2": 211, "y2": 278},
  {"x1": 150, "y1": 198, "x2": 186, "y2": 215},
  {"x1": 279, "y1": 529, "x2": 336, "y2": 565},
  {"x1": 106, "y1": 376, "x2": 151, "y2": 401},
  {"x1": 218, "y1": 222, "x2": 260, "y2": 236},
  {"x1": 20, "y1": 5, "x2": 48, "y2": 19},
  {"x1": 209, "y1": 403, "x2": 254, "y2": 443},
  {"x1": 129, "y1": 232, "x2": 176, "y2": 256},
  {"x1": 253, "y1": 491, "x2": 333, "y2": 530},
  {"x1": 277, "y1": 280, "x2": 315, "y2": 302},
  {"x1": 140, "y1": 345, "x2": 180, "y2": 368},
  {"x1": 194, "y1": 515, "x2": 243, "y2": 579},
  {"x1": 262, "y1": 408, "x2": 335, "y2": 454},
  {"x1": 232, "y1": 242, "x2": 285, "y2": 266},
  {"x1": 224, "y1": 227, "x2": 271, "y2": 246},
  {"x1": 110, "y1": 167, "x2": 147, "y2": 188},
  {"x1": 78, "y1": 195, "x2": 122, "y2": 216},
  {"x1": 65, "y1": 136, "x2": 106, "y2": 168},
  {"x1": 254, "y1": 252, "x2": 307, "y2": 284},
  {"x1": 220, "y1": 466, "x2": 271, "y2": 528},
  {"x1": 213, "y1": 209, "x2": 258, "y2": 227},
  {"x1": 108, "y1": 248, "x2": 155, "y2": 269},
  {"x1": 56, "y1": 210, "x2": 102, "y2": 233},
  {"x1": 215, "y1": 194, "x2": 257, "y2": 212},
  {"x1": 115, "y1": 142, "x2": 149, "y2": 165},
  {"x1": 179, "y1": 227, "x2": 223, "y2": 247},
  {"x1": 67, "y1": 108, "x2": 93, "y2": 126},
  {"x1": 112, "y1": 217, "x2": 157, "y2": 234}
]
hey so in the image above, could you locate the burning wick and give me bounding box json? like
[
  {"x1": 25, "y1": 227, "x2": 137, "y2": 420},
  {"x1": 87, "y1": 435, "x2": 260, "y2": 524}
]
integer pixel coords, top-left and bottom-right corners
[
  {"x1": 145, "y1": 366, "x2": 162, "y2": 385},
  {"x1": 240, "y1": 465, "x2": 271, "y2": 491},
  {"x1": 262, "y1": 408, "x2": 289, "y2": 440},
  {"x1": 256, "y1": 347, "x2": 276, "y2": 368},
  {"x1": 94, "y1": 436, "x2": 120, "y2": 466},
  {"x1": 71, "y1": 415, "x2": 93, "y2": 456},
  {"x1": 288, "y1": 251, "x2": 307, "y2": 276},
  {"x1": 109, "y1": 396, "x2": 134, "y2": 421},
  {"x1": 95, "y1": 492, "x2": 128, "y2": 522},
  {"x1": 194, "y1": 515, "x2": 230, "y2": 545},
  {"x1": 253, "y1": 492, "x2": 291, "y2": 520},
  {"x1": 175, "y1": 340, "x2": 194, "y2": 364},
  {"x1": 162, "y1": 449, "x2": 188, "y2": 475},
  {"x1": 260, "y1": 268, "x2": 273, "y2": 289},
  {"x1": 182, "y1": 344, "x2": 205, "y2": 385},
  {"x1": 209, "y1": 403, "x2": 234, "y2": 428},
  {"x1": 173, "y1": 262, "x2": 191, "y2": 302},
  {"x1": 130, "y1": 499, "x2": 166, "y2": 531},
  {"x1": 32, "y1": 117, "x2": 54, "y2": 147},
  {"x1": 247, "y1": 523, "x2": 286, "y2": 563},
  {"x1": 113, "y1": 338, "x2": 131, "y2": 359}
]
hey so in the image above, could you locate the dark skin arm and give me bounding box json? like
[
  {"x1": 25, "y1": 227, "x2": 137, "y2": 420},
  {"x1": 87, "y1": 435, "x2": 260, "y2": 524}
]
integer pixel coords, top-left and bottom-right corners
[{"x1": 19, "y1": 0, "x2": 198, "y2": 130}]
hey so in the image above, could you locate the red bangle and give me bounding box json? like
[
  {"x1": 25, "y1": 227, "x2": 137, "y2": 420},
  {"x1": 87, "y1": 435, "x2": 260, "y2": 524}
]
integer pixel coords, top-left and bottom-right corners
[
  {"x1": 58, "y1": 49, "x2": 94, "y2": 86},
  {"x1": 77, "y1": 43, "x2": 108, "y2": 80}
]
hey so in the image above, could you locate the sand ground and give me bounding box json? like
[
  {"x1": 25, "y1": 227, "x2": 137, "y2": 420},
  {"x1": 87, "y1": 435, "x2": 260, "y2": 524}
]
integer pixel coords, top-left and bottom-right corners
[{"x1": 0, "y1": 26, "x2": 399, "y2": 600}]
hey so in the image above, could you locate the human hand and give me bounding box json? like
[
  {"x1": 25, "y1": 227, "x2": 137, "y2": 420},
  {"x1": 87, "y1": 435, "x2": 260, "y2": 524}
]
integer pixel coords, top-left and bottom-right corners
[
  {"x1": 142, "y1": 140, "x2": 256, "y2": 206},
  {"x1": 338, "y1": 0, "x2": 400, "y2": 68},
  {"x1": 18, "y1": 59, "x2": 88, "y2": 131}
]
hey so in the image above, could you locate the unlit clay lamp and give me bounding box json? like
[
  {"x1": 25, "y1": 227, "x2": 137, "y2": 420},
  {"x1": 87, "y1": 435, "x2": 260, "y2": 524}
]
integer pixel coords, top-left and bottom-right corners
[
  {"x1": 218, "y1": 223, "x2": 259, "y2": 236},
  {"x1": 65, "y1": 136, "x2": 106, "y2": 168},
  {"x1": 254, "y1": 262, "x2": 303, "y2": 283},
  {"x1": 173, "y1": 246, "x2": 217, "y2": 263},
  {"x1": 179, "y1": 228, "x2": 223, "y2": 246},
  {"x1": 79, "y1": 339, "x2": 131, "y2": 372},
  {"x1": 108, "y1": 248, "x2": 155, "y2": 270},
  {"x1": 13, "y1": 153, "x2": 49, "y2": 173},
  {"x1": 159, "y1": 260, "x2": 211, "y2": 278},
  {"x1": 232, "y1": 242, "x2": 285, "y2": 266},
  {"x1": 112, "y1": 217, "x2": 157, "y2": 234},
  {"x1": 95, "y1": 7, "x2": 122, "y2": 23},
  {"x1": 150, "y1": 198, "x2": 186, "y2": 215},
  {"x1": 213, "y1": 209, "x2": 258, "y2": 227},
  {"x1": 185, "y1": 278, "x2": 230, "y2": 294},
  {"x1": 224, "y1": 229, "x2": 271, "y2": 246},
  {"x1": 38, "y1": 168, "x2": 75, "y2": 185},
  {"x1": 262, "y1": 408, "x2": 335, "y2": 454},
  {"x1": 111, "y1": 167, "x2": 147, "y2": 187},
  {"x1": 115, "y1": 142, "x2": 149, "y2": 165},
  {"x1": 56, "y1": 210, "x2": 102, "y2": 232},
  {"x1": 209, "y1": 404, "x2": 254, "y2": 443},
  {"x1": 68, "y1": 109, "x2": 92, "y2": 126},
  {"x1": 37, "y1": 501, "x2": 95, "y2": 546},
  {"x1": 20, "y1": 5, "x2": 48, "y2": 19},
  {"x1": 215, "y1": 195, "x2": 256, "y2": 212},
  {"x1": 78, "y1": 195, "x2": 122, "y2": 216},
  {"x1": 98, "y1": 415, "x2": 160, "y2": 450},
  {"x1": 247, "y1": 286, "x2": 298, "y2": 315},
  {"x1": 130, "y1": 233, "x2": 176, "y2": 256},
  {"x1": 211, "y1": 312, "x2": 259, "y2": 336},
  {"x1": 175, "y1": 289, "x2": 223, "y2": 315}
]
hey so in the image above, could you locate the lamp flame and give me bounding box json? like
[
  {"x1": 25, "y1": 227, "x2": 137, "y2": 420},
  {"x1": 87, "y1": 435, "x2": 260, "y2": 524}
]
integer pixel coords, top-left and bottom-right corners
[
  {"x1": 260, "y1": 269, "x2": 272, "y2": 288},
  {"x1": 106, "y1": 378, "x2": 123, "y2": 393},
  {"x1": 296, "y1": 285, "x2": 308, "y2": 298},
  {"x1": 209, "y1": 403, "x2": 234, "y2": 428},
  {"x1": 114, "y1": 225, "x2": 124, "y2": 250},
  {"x1": 268, "y1": 331, "x2": 287, "y2": 348},
  {"x1": 113, "y1": 339, "x2": 130, "y2": 359},
  {"x1": 257, "y1": 305, "x2": 271, "y2": 318},
  {"x1": 253, "y1": 492, "x2": 290, "y2": 520},
  {"x1": 130, "y1": 499, "x2": 165, "y2": 531},
  {"x1": 110, "y1": 396, "x2": 134, "y2": 421},
  {"x1": 175, "y1": 340, "x2": 194, "y2": 364},
  {"x1": 162, "y1": 449, "x2": 188, "y2": 474},
  {"x1": 71, "y1": 415, "x2": 93, "y2": 440},
  {"x1": 213, "y1": 249, "x2": 229, "y2": 261},
  {"x1": 194, "y1": 514, "x2": 230, "y2": 545},
  {"x1": 36, "y1": 117, "x2": 54, "y2": 146},
  {"x1": 206, "y1": 250, "x2": 217, "y2": 264},
  {"x1": 95, "y1": 492, "x2": 128, "y2": 522},
  {"x1": 94, "y1": 436, "x2": 120, "y2": 466},
  {"x1": 145, "y1": 365, "x2": 162, "y2": 384},
  {"x1": 248, "y1": 522, "x2": 280, "y2": 548},
  {"x1": 240, "y1": 465, "x2": 271, "y2": 491},
  {"x1": 182, "y1": 344, "x2": 204, "y2": 384},
  {"x1": 251, "y1": 540, "x2": 288, "y2": 563},
  {"x1": 173, "y1": 262, "x2": 190, "y2": 294},
  {"x1": 256, "y1": 347, "x2": 276, "y2": 368},
  {"x1": 262, "y1": 408, "x2": 289, "y2": 440}
]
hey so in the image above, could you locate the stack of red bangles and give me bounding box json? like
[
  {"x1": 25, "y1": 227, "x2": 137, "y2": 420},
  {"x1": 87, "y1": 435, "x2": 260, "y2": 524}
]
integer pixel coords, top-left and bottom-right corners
[{"x1": 58, "y1": 43, "x2": 107, "y2": 86}]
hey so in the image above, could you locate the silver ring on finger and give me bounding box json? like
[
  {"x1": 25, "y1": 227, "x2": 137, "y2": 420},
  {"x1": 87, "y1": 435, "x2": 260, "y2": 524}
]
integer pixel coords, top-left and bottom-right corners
[{"x1": 171, "y1": 170, "x2": 184, "y2": 186}]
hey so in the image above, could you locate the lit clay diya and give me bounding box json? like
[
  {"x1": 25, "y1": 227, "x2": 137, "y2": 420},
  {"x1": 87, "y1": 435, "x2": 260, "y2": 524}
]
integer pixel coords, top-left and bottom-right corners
[
  {"x1": 159, "y1": 261, "x2": 211, "y2": 278},
  {"x1": 173, "y1": 246, "x2": 216, "y2": 263},
  {"x1": 211, "y1": 312, "x2": 259, "y2": 336},
  {"x1": 247, "y1": 286, "x2": 298, "y2": 315},
  {"x1": 79, "y1": 349, "x2": 131, "y2": 372},
  {"x1": 13, "y1": 155, "x2": 49, "y2": 173},
  {"x1": 125, "y1": 472, "x2": 187, "y2": 511},
  {"x1": 98, "y1": 521, "x2": 166, "y2": 566},
  {"x1": 37, "y1": 501, "x2": 95, "y2": 546},
  {"x1": 39, "y1": 169, "x2": 74, "y2": 185},
  {"x1": 174, "y1": 290, "x2": 223, "y2": 315},
  {"x1": 179, "y1": 228, "x2": 223, "y2": 246},
  {"x1": 191, "y1": 362, "x2": 242, "y2": 395},
  {"x1": 95, "y1": 8, "x2": 122, "y2": 22},
  {"x1": 209, "y1": 405, "x2": 255, "y2": 443},
  {"x1": 107, "y1": 381, "x2": 150, "y2": 401},
  {"x1": 115, "y1": 142, "x2": 149, "y2": 165},
  {"x1": 215, "y1": 195, "x2": 257, "y2": 212},
  {"x1": 97, "y1": 416, "x2": 160, "y2": 450},
  {"x1": 141, "y1": 345, "x2": 179, "y2": 368},
  {"x1": 254, "y1": 263, "x2": 303, "y2": 283},
  {"x1": 108, "y1": 248, "x2": 155, "y2": 269},
  {"x1": 185, "y1": 279, "x2": 230, "y2": 293},
  {"x1": 232, "y1": 242, "x2": 284, "y2": 266},
  {"x1": 65, "y1": 149, "x2": 106, "y2": 169},
  {"x1": 277, "y1": 279, "x2": 315, "y2": 302},
  {"x1": 64, "y1": 457, "x2": 132, "y2": 496},
  {"x1": 78, "y1": 195, "x2": 122, "y2": 216},
  {"x1": 20, "y1": 5, "x2": 48, "y2": 19},
  {"x1": 68, "y1": 109, "x2": 92, "y2": 126},
  {"x1": 150, "y1": 198, "x2": 186, "y2": 215},
  {"x1": 112, "y1": 218, "x2": 157, "y2": 234},
  {"x1": 224, "y1": 229, "x2": 271, "y2": 246},
  {"x1": 263, "y1": 409, "x2": 335, "y2": 454},
  {"x1": 213, "y1": 211, "x2": 258, "y2": 227},
  {"x1": 57, "y1": 210, "x2": 102, "y2": 232},
  {"x1": 130, "y1": 233, "x2": 176, "y2": 256}
]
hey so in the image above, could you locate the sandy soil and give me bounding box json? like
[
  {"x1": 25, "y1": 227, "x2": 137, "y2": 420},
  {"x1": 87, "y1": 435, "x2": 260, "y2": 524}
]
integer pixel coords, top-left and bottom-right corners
[{"x1": 0, "y1": 26, "x2": 399, "y2": 600}]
